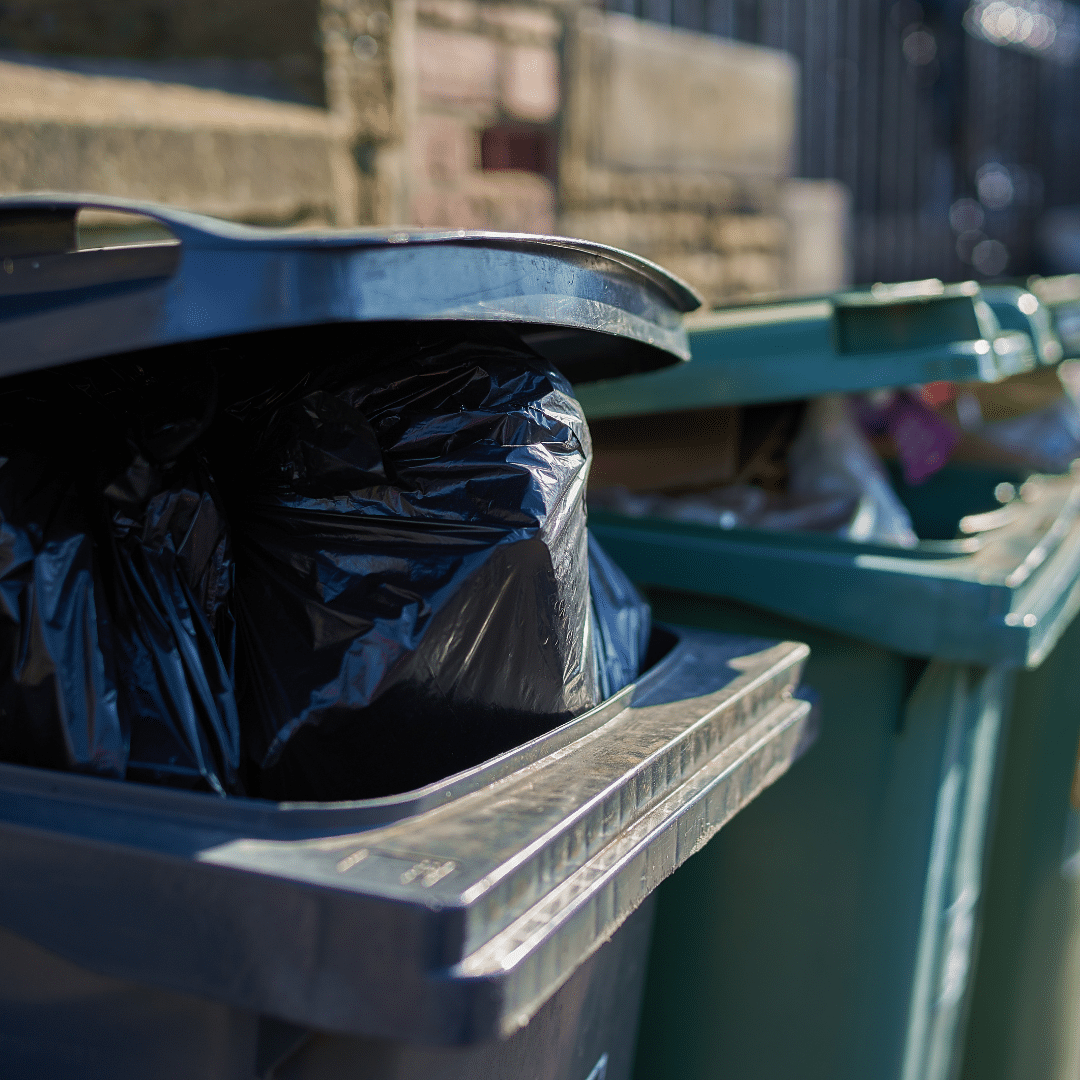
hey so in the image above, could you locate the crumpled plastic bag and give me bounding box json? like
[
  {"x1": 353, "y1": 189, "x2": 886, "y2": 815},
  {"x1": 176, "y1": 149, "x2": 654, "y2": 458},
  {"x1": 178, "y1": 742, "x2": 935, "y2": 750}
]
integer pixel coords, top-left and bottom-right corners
[
  {"x1": 851, "y1": 389, "x2": 959, "y2": 484},
  {"x1": 217, "y1": 331, "x2": 605, "y2": 800},
  {"x1": 104, "y1": 452, "x2": 241, "y2": 794},
  {"x1": 0, "y1": 330, "x2": 654, "y2": 800},
  {"x1": 0, "y1": 364, "x2": 242, "y2": 794},
  {"x1": 787, "y1": 396, "x2": 918, "y2": 546},
  {"x1": 0, "y1": 451, "x2": 125, "y2": 776},
  {"x1": 969, "y1": 396, "x2": 1080, "y2": 474},
  {"x1": 590, "y1": 395, "x2": 918, "y2": 548},
  {"x1": 588, "y1": 533, "x2": 651, "y2": 701}
]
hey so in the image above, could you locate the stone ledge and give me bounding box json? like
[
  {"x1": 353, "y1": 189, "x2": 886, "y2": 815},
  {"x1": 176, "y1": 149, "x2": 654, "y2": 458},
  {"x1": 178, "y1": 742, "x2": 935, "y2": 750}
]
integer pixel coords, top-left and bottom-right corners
[
  {"x1": 0, "y1": 60, "x2": 358, "y2": 224},
  {"x1": 0, "y1": 59, "x2": 336, "y2": 135}
]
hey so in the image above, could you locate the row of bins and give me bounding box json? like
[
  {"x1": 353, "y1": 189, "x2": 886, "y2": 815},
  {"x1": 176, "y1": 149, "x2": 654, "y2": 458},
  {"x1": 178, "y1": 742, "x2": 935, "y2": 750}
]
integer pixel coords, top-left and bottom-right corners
[
  {"x1": 4, "y1": 192, "x2": 1080, "y2": 1080},
  {"x1": 576, "y1": 273, "x2": 1080, "y2": 1080}
]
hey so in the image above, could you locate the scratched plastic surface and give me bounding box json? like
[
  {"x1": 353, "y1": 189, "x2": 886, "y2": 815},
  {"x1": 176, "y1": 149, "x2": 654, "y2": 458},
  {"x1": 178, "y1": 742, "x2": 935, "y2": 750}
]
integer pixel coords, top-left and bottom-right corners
[
  {"x1": 0, "y1": 194, "x2": 699, "y2": 383},
  {"x1": 0, "y1": 626, "x2": 811, "y2": 1045}
]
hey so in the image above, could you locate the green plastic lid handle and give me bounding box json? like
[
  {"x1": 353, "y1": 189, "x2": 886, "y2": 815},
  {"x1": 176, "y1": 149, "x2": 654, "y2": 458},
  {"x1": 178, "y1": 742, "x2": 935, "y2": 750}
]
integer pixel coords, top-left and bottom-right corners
[
  {"x1": 576, "y1": 279, "x2": 1036, "y2": 418},
  {"x1": 981, "y1": 284, "x2": 1063, "y2": 365}
]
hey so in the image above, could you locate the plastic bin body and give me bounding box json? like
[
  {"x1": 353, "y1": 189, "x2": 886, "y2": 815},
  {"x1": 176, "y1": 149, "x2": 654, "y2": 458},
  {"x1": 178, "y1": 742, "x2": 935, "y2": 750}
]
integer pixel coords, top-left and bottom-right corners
[
  {"x1": 1029, "y1": 274, "x2": 1080, "y2": 361},
  {"x1": 0, "y1": 894, "x2": 652, "y2": 1080},
  {"x1": 586, "y1": 462, "x2": 1080, "y2": 1080},
  {"x1": 0, "y1": 627, "x2": 814, "y2": 1080},
  {"x1": 982, "y1": 284, "x2": 1063, "y2": 365},
  {"x1": 960, "y1": 615, "x2": 1080, "y2": 1080}
]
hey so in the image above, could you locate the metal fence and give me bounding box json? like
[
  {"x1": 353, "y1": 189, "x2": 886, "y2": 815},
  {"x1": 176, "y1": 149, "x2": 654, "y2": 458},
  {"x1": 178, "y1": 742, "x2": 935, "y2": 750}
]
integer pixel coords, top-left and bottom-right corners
[{"x1": 600, "y1": 0, "x2": 1080, "y2": 285}]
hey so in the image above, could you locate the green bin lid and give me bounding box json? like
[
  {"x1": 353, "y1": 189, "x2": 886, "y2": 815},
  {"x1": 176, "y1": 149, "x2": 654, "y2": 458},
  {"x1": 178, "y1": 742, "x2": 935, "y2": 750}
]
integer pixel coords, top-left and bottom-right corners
[
  {"x1": 981, "y1": 284, "x2": 1062, "y2": 365},
  {"x1": 575, "y1": 278, "x2": 1036, "y2": 419},
  {"x1": 1028, "y1": 275, "x2": 1080, "y2": 360}
]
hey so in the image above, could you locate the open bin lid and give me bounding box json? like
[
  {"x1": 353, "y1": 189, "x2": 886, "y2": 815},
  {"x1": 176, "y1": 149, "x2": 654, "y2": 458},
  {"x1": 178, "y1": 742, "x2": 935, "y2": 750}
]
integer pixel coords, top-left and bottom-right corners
[
  {"x1": 575, "y1": 279, "x2": 1036, "y2": 419},
  {"x1": 0, "y1": 193, "x2": 700, "y2": 383},
  {"x1": 1028, "y1": 274, "x2": 1080, "y2": 360},
  {"x1": 981, "y1": 284, "x2": 1063, "y2": 365}
]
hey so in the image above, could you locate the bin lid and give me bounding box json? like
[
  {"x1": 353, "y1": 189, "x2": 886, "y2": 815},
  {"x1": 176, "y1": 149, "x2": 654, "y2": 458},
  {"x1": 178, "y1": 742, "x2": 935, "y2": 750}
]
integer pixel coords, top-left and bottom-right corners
[
  {"x1": 575, "y1": 278, "x2": 1036, "y2": 419},
  {"x1": 1029, "y1": 274, "x2": 1080, "y2": 360},
  {"x1": 0, "y1": 193, "x2": 700, "y2": 383},
  {"x1": 981, "y1": 284, "x2": 1063, "y2": 365}
]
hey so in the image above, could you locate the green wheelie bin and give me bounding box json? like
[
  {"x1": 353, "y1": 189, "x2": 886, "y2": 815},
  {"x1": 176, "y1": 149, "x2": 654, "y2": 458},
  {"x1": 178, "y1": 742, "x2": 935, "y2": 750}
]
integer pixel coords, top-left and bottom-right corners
[
  {"x1": 959, "y1": 613, "x2": 1080, "y2": 1080},
  {"x1": 960, "y1": 275, "x2": 1080, "y2": 1080},
  {"x1": 575, "y1": 281, "x2": 1080, "y2": 1080}
]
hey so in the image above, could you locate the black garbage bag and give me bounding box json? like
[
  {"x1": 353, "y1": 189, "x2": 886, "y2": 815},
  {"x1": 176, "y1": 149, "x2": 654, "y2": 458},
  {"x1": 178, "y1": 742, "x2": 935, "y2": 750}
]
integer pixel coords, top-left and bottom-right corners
[
  {"x1": 0, "y1": 328, "x2": 653, "y2": 801},
  {"x1": 0, "y1": 362, "x2": 242, "y2": 794},
  {"x1": 0, "y1": 450, "x2": 125, "y2": 776},
  {"x1": 104, "y1": 451, "x2": 241, "y2": 794},
  {"x1": 588, "y1": 534, "x2": 651, "y2": 701},
  {"x1": 216, "y1": 329, "x2": 598, "y2": 799}
]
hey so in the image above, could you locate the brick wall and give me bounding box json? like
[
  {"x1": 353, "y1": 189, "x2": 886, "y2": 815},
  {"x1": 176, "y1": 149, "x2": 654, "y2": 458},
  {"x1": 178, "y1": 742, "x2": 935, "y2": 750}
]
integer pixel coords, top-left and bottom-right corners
[{"x1": 403, "y1": 0, "x2": 561, "y2": 233}]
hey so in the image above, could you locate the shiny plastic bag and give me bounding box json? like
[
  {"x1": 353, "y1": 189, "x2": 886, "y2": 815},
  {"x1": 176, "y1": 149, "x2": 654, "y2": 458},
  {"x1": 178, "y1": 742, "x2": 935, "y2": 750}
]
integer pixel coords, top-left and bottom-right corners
[
  {"x1": 787, "y1": 396, "x2": 918, "y2": 546},
  {"x1": 104, "y1": 452, "x2": 241, "y2": 794},
  {"x1": 0, "y1": 364, "x2": 241, "y2": 794},
  {"x1": 0, "y1": 451, "x2": 125, "y2": 776},
  {"x1": 219, "y1": 330, "x2": 600, "y2": 800},
  {"x1": 588, "y1": 533, "x2": 651, "y2": 701}
]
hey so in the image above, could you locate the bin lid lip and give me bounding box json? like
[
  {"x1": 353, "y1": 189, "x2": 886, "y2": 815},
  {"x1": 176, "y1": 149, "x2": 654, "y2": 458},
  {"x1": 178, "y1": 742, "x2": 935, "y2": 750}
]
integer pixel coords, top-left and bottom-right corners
[
  {"x1": 0, "y1": 192, "x2": 700, "y2": 380},
  {"x1": 7, "y1": 192, "x2": 702, "y2": 311}
]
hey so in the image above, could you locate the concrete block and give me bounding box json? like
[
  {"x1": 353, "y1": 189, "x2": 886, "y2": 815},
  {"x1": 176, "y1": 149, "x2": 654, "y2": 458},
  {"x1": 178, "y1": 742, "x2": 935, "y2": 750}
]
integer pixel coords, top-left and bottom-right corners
[
  {"x1": 481, "y1": 6, "x2": 562, "y2": 44},
  {"x1": 724, "y1": 249, "x2": 784, "y2": 297},
  {"x1": 563, "y1": 10, "x2": 796, "y2": 185},
  {"x1": 469, "y1": 170, "x2": 555, "y2": 232},
  {"x1": 560, "y1": 165, "x2": 740, "y2": 214},
  {"x1": 413, "y1": 112, "x2": 478, "y2": 184},
  {"x1": 558, "y1": 208, "x2": 709, "y2": 254},
  {"x1": 415, "y1": 27, "x2": 498, "y2": 110},
  {"x1": 0, "y1": 0, "x2": 326, "y2": 105},
  {"x1": 650, "y1": 250, "x2": 728, "y2": 306},
  {"x1": 780, "y1": 177, "x2": 852, "y2": 295},
  {"x1": 711, "y1": 213, "x2": 788, "y2": 253},
  {"x1": 412, "y1": 170, "x2": 554, "y2": 231},
  {"x1": 500, "y1": 44, "x2": 559, "y2": 122},
  {"x1": 415, "y1": 0, "x2": 481, "y2": 32},
  {"x1": 0, "y1": 59, "x2": 349, "y2": 224}
]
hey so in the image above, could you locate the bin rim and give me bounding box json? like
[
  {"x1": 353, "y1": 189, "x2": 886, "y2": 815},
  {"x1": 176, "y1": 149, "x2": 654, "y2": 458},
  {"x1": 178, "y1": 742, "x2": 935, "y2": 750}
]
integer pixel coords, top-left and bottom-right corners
[{"x1": 0, "y1": 625, "x2": 813, "y2": 1044}]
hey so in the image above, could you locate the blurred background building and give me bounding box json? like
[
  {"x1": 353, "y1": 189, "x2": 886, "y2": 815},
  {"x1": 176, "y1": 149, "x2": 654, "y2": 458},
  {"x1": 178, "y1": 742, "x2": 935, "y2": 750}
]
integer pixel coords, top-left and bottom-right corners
[{"x1": 0, "y1": 0, "x2": 1076, "y2": 302}]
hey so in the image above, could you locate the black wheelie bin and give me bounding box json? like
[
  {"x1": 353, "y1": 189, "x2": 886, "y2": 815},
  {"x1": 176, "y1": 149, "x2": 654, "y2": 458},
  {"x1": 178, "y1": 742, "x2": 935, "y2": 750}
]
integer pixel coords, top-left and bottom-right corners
[{"x1": 0, "y1": 195, "x2": 817, "y2": 1080}]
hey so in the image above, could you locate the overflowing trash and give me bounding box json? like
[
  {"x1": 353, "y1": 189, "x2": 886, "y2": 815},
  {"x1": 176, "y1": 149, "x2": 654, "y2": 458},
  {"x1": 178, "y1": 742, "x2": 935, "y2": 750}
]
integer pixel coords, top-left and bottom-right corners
[
  {"x1": 944, "y1": 362, "x2": 1080, "y2": 475},
  {"x1": 0, "y1": 329, "x2": 652, "y2": 799},
  {"x1": 590, "y1": 395, "x2": 918, "y2": 546}
]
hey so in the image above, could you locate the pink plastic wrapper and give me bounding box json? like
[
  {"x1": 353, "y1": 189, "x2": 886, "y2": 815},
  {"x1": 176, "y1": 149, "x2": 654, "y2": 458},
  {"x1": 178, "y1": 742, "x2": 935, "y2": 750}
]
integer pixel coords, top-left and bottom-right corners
[{"x1": 854, "y1": 390, "x2": 959, "y2": 484}]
